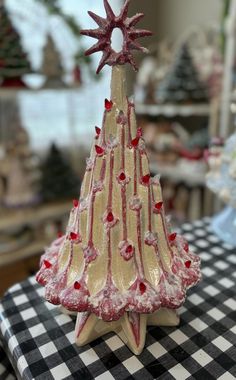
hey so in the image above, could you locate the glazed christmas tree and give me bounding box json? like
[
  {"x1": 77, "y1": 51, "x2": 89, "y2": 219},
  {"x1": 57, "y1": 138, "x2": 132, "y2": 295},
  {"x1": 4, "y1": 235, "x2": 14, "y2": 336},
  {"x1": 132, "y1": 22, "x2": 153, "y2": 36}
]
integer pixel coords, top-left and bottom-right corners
[
  {"x1": 41, "y1": 36, "x2": 65, "y2": 88},
  {"x1": 157, "y1": 43, "x2": 208, "y2": 104},
  {"x1": 36, "y1": 0, "x2": 201, "y2": 355},
  {"x1": 40, "y1": 144, "x2": 80, "y2": 202},
  {"x1": 0, "y1": 5, "x2": 31, "y2": 87}
]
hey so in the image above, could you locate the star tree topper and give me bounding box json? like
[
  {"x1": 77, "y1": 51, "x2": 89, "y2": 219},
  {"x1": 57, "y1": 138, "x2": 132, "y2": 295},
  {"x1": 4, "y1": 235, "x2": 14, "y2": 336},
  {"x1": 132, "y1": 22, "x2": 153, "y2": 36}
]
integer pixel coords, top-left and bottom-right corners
[{"x1": 80, "y1": 0, "x2": 152, "y2": 74}]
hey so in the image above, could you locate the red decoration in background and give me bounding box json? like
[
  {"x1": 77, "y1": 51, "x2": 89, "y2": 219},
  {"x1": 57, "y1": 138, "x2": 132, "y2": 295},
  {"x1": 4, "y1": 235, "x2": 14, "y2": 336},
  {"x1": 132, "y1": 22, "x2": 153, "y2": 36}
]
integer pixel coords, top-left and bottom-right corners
[
  {"x1": 142, "y1": 174, "x2": 151, "y2": 185},
  {"x1": 95, "y1": 145, "x2": 105, "y2": 156},
  {"x1": 57, "y1": 231, "x2": 63, "y2": 238},
  {"x1": 74, "y1": 281, "x2": 81, "y2": 290},
  {"x1": 80, "y1": 0, "x2": 152, "y2": 73},
  {"x1": 139, "y1": 282, "x2": 146, "y2": 295},
  {"x1": 180, "y1": 148, "x2": 203, "y2": 161},
  {"x1": 185, "y1": 260, "x2": 192, "y2": 268},
  {"x1": 1, "y1": 77, "x2": 27, "y2": 88},
  {"x1": 44, "y1": 260, "x2": 52, "y2": 269},
  {"x1": 105, "y1": 98, "x2": 113, "y2": 111},
  {"x1": 107, "y1": 212, "x2": 114, "y2": 223},
  {"x1": 73, "y1": 199, "x2": 79, "y2": 208}
]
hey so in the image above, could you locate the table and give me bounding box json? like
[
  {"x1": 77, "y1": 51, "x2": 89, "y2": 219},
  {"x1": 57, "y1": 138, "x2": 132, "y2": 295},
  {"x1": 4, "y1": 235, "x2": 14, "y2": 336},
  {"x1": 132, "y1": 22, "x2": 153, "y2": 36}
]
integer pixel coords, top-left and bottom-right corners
[{"x1": 0, "y1": 218, "x2": 236, "y2": 380}]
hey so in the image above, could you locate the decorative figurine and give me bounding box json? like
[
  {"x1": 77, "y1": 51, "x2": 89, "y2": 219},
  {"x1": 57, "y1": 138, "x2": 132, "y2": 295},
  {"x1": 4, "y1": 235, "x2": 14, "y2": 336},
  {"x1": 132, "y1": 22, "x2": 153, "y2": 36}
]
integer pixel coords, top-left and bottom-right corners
[
  {"x1": 36, "y1": 0, "x2": 201, "y2": 355},
  {"x1": 1, "y1": 127, "x2": 39, "y2": 207},
  {"x1": 207, "y1": 134, "x2": 236, "y2": 247}
]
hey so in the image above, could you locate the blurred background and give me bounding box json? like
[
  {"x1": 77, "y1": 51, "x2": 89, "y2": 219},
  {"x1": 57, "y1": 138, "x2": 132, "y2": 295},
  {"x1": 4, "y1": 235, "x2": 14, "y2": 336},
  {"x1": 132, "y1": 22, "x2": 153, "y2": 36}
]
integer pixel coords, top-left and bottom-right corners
[{"x1": 0, "y1": 0, "x2": 235, "y2": 294}]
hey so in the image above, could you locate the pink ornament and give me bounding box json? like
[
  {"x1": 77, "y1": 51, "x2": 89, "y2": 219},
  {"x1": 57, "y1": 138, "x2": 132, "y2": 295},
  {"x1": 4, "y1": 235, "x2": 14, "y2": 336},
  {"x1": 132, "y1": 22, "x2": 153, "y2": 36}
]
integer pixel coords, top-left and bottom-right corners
[
  {"x1": 119, "y1": 240, "x2": 134, "y2": 261},
  {"x1": 129, "y1": 196, "x2": 142, "y2": 211},
  {"x1": 83, "y1": 245, "x2": 98, "y2": 263}
]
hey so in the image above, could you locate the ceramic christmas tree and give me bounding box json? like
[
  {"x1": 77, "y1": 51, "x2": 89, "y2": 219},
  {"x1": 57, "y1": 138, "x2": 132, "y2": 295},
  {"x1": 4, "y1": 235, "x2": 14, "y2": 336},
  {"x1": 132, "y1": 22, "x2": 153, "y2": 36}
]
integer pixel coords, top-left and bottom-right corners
[
  {"x1": 157, "y1": 43, "x2": 208, "y2": 104},
  {"x1": 36, "y1": 0, "x2": 201, "y2": 355},
  {"x1": 41, "y1": 35, "x2": 65, "y2": 88},
  {"x1": 0, "y1": 4, "x2": 31, "y2": 87},
  {"x1": 40, "y1": 144, "x2": 80, "y2": 202}
]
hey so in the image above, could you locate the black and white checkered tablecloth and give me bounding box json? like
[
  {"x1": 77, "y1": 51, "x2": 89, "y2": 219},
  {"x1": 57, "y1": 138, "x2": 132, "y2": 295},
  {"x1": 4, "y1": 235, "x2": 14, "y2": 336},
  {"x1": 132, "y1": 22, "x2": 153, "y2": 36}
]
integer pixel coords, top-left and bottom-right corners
[
  {"x1": 0, "y1": 218, "x2": 236, "y2": 380},
  {"x1": 0, "y1": 339, "x2": 15, "y2": 380}
]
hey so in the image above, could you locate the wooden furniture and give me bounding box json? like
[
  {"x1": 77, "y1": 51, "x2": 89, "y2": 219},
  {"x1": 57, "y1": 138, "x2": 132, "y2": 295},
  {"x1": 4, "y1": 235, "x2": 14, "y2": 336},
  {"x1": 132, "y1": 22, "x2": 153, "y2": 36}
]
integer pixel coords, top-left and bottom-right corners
[{"x1": 0, "y1": 201, "x2": 71, "y2": 295}]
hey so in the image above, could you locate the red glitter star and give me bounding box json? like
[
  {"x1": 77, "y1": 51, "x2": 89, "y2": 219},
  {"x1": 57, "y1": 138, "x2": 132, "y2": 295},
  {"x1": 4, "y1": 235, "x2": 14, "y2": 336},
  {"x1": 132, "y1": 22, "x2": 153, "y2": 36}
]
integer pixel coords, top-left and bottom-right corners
[{"x1": 81, "y1": 0, "x2": 152, "y2": 74}]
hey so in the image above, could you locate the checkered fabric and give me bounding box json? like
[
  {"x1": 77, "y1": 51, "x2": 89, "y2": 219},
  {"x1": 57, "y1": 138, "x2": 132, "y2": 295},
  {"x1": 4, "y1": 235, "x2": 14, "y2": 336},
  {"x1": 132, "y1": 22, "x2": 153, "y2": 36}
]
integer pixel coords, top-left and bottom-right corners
[{"x1": 0, "y1": 218, "x2": 236, "y2": 380}]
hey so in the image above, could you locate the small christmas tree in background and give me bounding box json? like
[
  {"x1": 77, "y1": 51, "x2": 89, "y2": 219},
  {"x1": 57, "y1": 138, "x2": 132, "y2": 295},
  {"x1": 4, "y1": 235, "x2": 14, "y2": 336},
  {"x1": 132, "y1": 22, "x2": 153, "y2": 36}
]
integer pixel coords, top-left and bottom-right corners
[
  {"x1": 0, "y1": 4, "x2": 31, "y2": 88},
  {"x1": 41, "y1": 35, "x2": 65, "y2": 88},
  {"x1": 157, "y1": 43, "x2": 208, "y2": 104},
  {"x1": 40, "y1": 144, "x2": 80, "y2": 202}
]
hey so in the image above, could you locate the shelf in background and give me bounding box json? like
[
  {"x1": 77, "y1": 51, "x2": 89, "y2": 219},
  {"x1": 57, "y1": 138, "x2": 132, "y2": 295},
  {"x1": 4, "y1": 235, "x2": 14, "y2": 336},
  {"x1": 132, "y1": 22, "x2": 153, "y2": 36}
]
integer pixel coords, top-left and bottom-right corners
[
  {"x1": 135, "y1": 103, "x2": 210, "y2": 117},
  {"x1": 0, "y1": 201, "x2": 72, "y2": 232},
  {"x1": 150, "y1": 162, "x2": 206, "y2": 186},
  {"x1": 0, "y1": 239, "x2": 46, "y2": 268}
]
